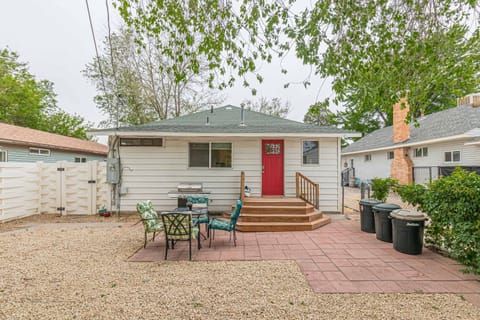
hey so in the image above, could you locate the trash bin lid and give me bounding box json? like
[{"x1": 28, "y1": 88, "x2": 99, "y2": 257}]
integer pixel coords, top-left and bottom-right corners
[
  {"x1": 372, "y1": 203, "x2": 401, "y2": 212},
  {"x1": 359, "y1": 198, "x2": 383, "y2": 205},
  {"x1": 391, "y1": 209, "x2": 427, "y2": 221}
]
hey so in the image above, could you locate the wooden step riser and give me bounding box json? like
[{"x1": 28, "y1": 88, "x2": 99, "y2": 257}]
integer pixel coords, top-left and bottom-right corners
[
  {"x1": 236, "y1": 217, "x2": 331, "y2": 232},
  {"x1": 239, "y1": 214, "x2": 322, "y2": 223},
  {"x1": 241, "y1": 207, "x2": 315, "y2": 215},
  {"x1": 243, "y1": 201, "x2": 306, "y2": 207}
]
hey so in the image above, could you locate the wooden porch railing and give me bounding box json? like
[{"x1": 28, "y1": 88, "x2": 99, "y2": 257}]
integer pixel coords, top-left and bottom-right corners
[
  {"x1": 296, "y1": 172, "x2": 319, "y2": 209},
  {"x1": 240, "y1": 171, "x2": 245, "y2": 201}
]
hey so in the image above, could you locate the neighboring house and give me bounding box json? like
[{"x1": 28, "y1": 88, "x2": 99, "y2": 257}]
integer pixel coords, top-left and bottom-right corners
[
  {"x1": 342, "y1": 94, "x2": 480, "y2": 184},
  {"x1": 0, "y1": 123, "x2": 108, "y2": 163},
  {"x1": 91, "y1": 105, "x2": 359, "y2": 214}
]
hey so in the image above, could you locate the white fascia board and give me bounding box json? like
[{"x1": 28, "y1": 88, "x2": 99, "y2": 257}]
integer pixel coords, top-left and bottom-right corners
[
  {"x1": 89, "y1": 130, "x2": 358, "y2": 138},
  {"x1": 342, "y1": 134, "x2": 471, "y2": 156},
  {"x1": 464, "y1": 140, "x2": 480, "y2": 146}
]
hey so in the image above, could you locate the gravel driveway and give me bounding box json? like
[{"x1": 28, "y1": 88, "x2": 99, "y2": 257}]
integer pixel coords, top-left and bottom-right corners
[{"x1": 0, "y1": 220, "x2": 479, "y2": 319}]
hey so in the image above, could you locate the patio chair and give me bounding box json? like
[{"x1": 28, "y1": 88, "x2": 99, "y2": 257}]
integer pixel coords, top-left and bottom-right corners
[
  {"x1": 186, "y1": 196, "x2": 209, "y2": 237},
  {"x1": 208, "y1": 200, "x2": 243, "y2": 248},
  {"x1": 136, "y1": 201, "x2": 164, "y2": 248},
  {"x1": 161, "y1": 212, "x2": 199, "y2": 261}
]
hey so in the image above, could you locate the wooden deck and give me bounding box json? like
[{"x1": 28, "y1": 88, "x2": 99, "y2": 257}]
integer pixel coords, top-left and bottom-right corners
[{"x1": 236, "y1": 197, "x2": 331, "y2": 232}]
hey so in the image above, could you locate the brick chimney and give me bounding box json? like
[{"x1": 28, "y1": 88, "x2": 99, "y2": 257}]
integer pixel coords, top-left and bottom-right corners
[
  {"x1": 390, "y1": 98, "x2": 413, "y2": 184},
  {"x1": 392, "y1": 98, "x2": 410, "y2": 143}
]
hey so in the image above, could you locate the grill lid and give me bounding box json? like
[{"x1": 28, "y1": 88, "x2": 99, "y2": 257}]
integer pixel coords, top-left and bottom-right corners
[{"x1": 177, "y1": 183, "x2": 203, "y2": 192}]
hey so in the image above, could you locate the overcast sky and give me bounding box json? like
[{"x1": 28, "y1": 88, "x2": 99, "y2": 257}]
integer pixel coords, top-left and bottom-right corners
[{"x1": 0, "y1": 0, "x2": 331, "y2": 127}]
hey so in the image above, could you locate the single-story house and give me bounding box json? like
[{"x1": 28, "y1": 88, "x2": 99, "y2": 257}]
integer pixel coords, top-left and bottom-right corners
[
  {"x1": 0, "y1": 123, "x2": 108, "y2": 163},
  {"x1": 341, "y1": 94, "x2": 480, "y2": 184},
  {"x1": 91, "y1": 105, "x2": 359, "y2": 216}
]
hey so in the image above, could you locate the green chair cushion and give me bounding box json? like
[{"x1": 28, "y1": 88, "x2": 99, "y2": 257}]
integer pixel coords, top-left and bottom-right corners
[
  {"x1": 195, "y1": 216, "x2": 209, "y2": 224},
  {"x1": 136, "y1": 201, "x2": 163, "y2": 233},
  {"x1": 168, "y1": 227, "x2": 199, "y2": 240},
  {"x1": 209, "y1": 219, "x2": 231, "y2": 231},
  {"x1": 187, "y1": 196, "x2": 209, "y2": 204}
]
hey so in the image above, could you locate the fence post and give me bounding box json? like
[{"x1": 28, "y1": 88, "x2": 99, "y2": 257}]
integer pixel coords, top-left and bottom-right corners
[
  {"x1": 56, "y1": 161, "x2": 66, "y2": 216},
  {"x1": 90, "y1": 161, "x2": 98, "y2": 214}
]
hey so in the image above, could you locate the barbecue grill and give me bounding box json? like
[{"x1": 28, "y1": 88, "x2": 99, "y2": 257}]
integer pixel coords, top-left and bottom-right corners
[{"x1": 168, "y1": 183, "x2": 211, "y2": 207}]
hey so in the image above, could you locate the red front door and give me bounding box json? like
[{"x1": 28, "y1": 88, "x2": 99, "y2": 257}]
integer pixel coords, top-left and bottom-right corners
[{"x1": 262, "y1": 139, "x2": 284, "y2": 196}]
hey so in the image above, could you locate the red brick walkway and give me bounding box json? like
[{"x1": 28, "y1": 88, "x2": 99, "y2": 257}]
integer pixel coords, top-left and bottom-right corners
[{"x1": 130, "y1": 218, "x2": 480, "y2": 304}]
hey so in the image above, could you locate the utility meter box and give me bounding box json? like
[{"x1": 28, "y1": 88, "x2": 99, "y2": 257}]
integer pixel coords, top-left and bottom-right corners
[{"x1": 106, "y1": 158, "x2": 120, "y2": 184}]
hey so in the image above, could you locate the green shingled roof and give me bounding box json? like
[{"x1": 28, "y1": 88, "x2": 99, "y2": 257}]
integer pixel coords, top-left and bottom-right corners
[{"x1": 93, "y1": 105, "x2": 357, "y2": 136}]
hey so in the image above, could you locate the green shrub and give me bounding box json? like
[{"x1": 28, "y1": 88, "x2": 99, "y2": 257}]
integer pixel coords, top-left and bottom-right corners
[
  {"x1": 421, "y1": 168, "x2": 480, "y2": 274},
  {"x1": 394, "y1": 183, "x2": 427, "y2": 207},
  {"x1": 370, "y1": 177, "x2": 398, "y2": 202}
]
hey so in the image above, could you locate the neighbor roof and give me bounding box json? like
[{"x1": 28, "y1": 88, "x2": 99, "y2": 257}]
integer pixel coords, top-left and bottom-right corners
[
  {"x1": 342, "y1": 104, "x2": 480, "y2": 155},
  {"x1": 0, "y1": 123, "x2": 108, "y2": 155},
  {"x1": 90, "y1": 105, "x2": 359, "y2": 137}
]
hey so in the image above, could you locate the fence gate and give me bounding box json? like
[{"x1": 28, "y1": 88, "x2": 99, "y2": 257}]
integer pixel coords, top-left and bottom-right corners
[{"x1": 56, "y1": 162, "x2": 100, "y2": 215}]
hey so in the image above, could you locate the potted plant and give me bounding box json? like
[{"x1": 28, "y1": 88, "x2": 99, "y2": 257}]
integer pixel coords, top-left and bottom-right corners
[{"x1": 244, "y1": 185, "x2": 251, "y2": 197}]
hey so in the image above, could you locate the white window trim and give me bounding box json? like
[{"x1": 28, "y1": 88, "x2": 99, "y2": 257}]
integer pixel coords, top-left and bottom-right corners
[
  {"x1": 188, "y1": 142, "x2": 233, "y2": 169},
  {"x1": 302, "y1": 140, "x2": 320, "y2": 166},
  {"x1": 0, "y1": 149, "x2": 7, "y2": 162},
  {"x1": 413, "y1": 147, "x2": 428, "y2": 158},
  {"x1": 387, "y1": 151, "x2": 394, "y2": 160},
  {"x1": 365, "y1": 154, "x2": 372, "y2": 162},
  {"x1": 444, "y1": 150, "x2": 461, "y2": 163},
  {"x1": 29, "y1": 147, "x2": 51, "y2": 156}
]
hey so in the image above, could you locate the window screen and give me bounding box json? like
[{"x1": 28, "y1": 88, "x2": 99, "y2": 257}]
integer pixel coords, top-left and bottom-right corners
[
  {"x1": 303, "y1": 141, "x2": 319, "y2": 164},
  {"x1": 211, "y1": 143, "x2": 232, "y2": 168},
  {"x1": 189, "y1": 143, "x2": 209, "y2": 167}
]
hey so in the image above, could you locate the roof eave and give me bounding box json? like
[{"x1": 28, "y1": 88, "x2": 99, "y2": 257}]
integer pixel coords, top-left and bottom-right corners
[
  {"x1": 0, "y1": 139, "x2": 107, "y2": 156},
  {"x1": 89, "y1": 130, "x2": 360, "y2": 138}
]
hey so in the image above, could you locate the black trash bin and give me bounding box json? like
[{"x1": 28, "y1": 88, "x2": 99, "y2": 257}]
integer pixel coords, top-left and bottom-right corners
[
  {"x1": 372, "y1": 203, "x2": 401, "y2": 242},
  {"x1": 391, "y1": 209, "x2": 427, "y2": 255},
  {"x1": 359, "y1": 198, "x2": 382, "y2": 233}
]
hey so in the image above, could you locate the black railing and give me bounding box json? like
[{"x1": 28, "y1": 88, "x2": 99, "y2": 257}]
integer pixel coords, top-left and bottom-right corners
[
  {"x1": 413, "y1": 166, "x2": 480, "y2": 184},
  {"x1": 341, "y1": 167, "x2": 355, "y2": 186}
]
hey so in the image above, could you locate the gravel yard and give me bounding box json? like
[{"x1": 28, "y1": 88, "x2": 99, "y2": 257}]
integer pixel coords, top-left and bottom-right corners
[{"x1": 0, "y1": 219, "x2": 479, "y2": 319}]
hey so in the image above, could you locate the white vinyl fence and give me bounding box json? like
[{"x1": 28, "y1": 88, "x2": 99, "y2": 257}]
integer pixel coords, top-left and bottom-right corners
[{"x1": 0, "y1": 161, "x2": 110, "y2": 221}]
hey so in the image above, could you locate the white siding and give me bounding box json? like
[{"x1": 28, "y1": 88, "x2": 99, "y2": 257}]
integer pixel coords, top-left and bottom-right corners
[
  {"x1": 341, "y1": 138, "x2": 480, "y2": 182},
  {"x1": 410, "y1": 139, "x2": 480, "y2": 167},
  {"x1": 118, "y1": 137, "x2": 342, "y2": 213},
  {"x1": 285, "y1": 138, "x2": 340, "y2": 211},
  {"x1": 342, "y1": 150, "x2": 392, "y2": 181}
]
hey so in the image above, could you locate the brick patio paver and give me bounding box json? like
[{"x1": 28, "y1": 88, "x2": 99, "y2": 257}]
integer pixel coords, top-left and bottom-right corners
[{"x1": 129, "y1": 218, "x2": 480, "y2": 304}]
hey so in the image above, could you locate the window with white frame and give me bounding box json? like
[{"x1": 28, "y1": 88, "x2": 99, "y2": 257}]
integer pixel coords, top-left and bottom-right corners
[
  {"x1": 75, "y1": 157, "x2": 87, "y2": 163},
  {"x1": 302, "y1": 141, "x2": 319, "y2": 165},
  {"x1": 387, "y1": 151, "x2": 394, "y2": 160},
  {"x1": 413, "y1": 147, "x2": 428, "y2": 158},
  {"x1": 365, "y1": 154, "x2": 372, "y2": 161},
  {"x1": 0, "y1": 149, "x2": 7, "y2": 162},
  {"x1": 29, "y1": 148, "x2": 50, "y2": 156},
  {"x1": 444, "y1": 151, "x2": 460, "y2": 163},
  {"x1": 189, "y1": 142, "x2": 232, "y2": 168}
]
